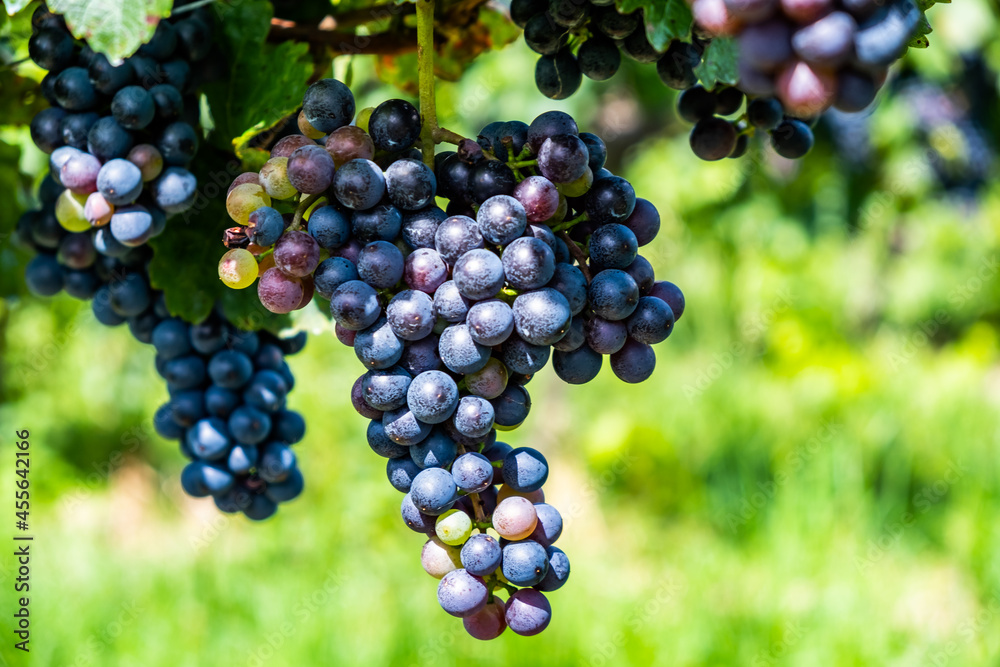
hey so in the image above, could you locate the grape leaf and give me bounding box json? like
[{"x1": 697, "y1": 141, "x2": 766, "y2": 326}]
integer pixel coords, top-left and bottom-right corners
[
  {"x1": 694, "y1": 37, "x2": 739, "y2": 91},
  {"x1": 617, "y1": 0, "x2": 693, "y2": 51},
  {"x1": 202, "y1": 0, "x2": 312, "y2": 167},
  {"x1": 2, "y1": 0, "x2": 34, "y2": 16},
  {"x1": 45, "y1": 0, "x2": 172, "y2": 65}
]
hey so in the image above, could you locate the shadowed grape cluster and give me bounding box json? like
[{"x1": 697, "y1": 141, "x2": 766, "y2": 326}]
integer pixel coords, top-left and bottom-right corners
[
  {"x1": 512, "y1": 0, "x2": 926, "y2": 162},
  {"x1": 26, "y1": 3, "x2": 213, "y2": 256},
  {"x1": 217, "y1": 78, "x2": 685, "y2": 636},
  {"x1": 16, "y1": 178, "x2": 308, "y2": 522}
]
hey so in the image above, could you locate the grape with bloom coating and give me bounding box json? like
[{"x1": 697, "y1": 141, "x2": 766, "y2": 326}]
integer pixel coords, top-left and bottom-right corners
[{"x1": 421, "y1": 537, "x2": 462, "y2": 579}]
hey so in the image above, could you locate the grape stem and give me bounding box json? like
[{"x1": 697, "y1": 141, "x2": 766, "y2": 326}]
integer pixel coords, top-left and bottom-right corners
[
  {"x1": 551, "y1": 212, "x2": 588, "y2": 233},
  {"x1": 558, "y1": 231, "x2": 592, "y2": 282},
  {"x1": 432, "y1": 127, "x2": 466, "y2": 146},
  {"x1": 507, "y1": 159, "x2": 537, "y2": 169},
  {"x1": 417, "y1": 0, "x2": 438, "y2": 168},
  {"x1": 289, "y1": 193, "x2": 323, "y2": 232}
]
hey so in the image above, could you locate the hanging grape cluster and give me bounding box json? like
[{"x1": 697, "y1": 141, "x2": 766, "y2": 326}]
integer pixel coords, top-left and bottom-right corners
[
  {"x1": 26, "y1": 3, "x2": 211, "y2": 253},
  {"x1": 512, "y1": 0, "x2": 927, "y2": 161},
  {"x1": 216, "y1": 78, "x2": 684, "y2": 637}
]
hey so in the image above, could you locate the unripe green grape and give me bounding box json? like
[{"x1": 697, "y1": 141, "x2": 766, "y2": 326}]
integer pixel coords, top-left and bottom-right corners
[
  {"x1": 218, "y1": 248, "x2": 259, "y2": 289},
  {"x1": 259, "y1": 157, "x2": 298, "y2": 200},
  {"x1": 55, "y1": 189, "x2": 90, "y2": 231},
  {"x1": 297, "y1": 110, "x2": 326, "y2": 140},
  {"x1": 555, "y1": 167, "x2": 593, "y2": 198},
  {"x1": 436, "y1": 508, "x2": 474, "y2": 546},
  {"x1": 226, "y1": 183, "x2": 271, "y2": 225},
  {"x1": 354, "y1": 106, "x2": 374, "y2": 132}
]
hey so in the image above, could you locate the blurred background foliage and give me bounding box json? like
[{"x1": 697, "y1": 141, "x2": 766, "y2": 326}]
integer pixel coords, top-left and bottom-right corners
[{"x1": 3, "y1": 0, "x2": 1000, "y2": 665}]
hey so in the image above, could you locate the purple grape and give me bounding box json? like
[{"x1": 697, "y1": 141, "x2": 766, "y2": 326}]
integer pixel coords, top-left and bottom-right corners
[
  {"x1": 273, "y1": 231, "x2": 321, "y2": 278},
  {"x1": 537, "y1": 134, "x2": 589, "y2": 183},
  {"x1": 502, "y1": 237, "x2": 556, "y2": 290},
  {"x1": 453, "y1": 248, "x2": 505, "y2": 301},
  {"x1": 512, "y1": 288, "x2": 572, "y2": 346},
  {"x1": 435, "y1": 215, "x2": 484, "y2": 265},
  {"x1": 466, "y1": 299, "x2": 515, "y2": 346},
  {"x1": 287, "y1": 144, "x2": 335, "y2": 194},
  {"x1": 648, "y1": 280, "x2": 685, "y2": 321},
  {"x1": 333, "y1": 159, "x2": 386, "y2": 210},
  {"x1": 623, "y1": 198, "x2": 661, "y2": 246},
  {"x1": 513, "y1": 176, "x2": 560, "y2": 223},
  {"x1": 385, "y1": 158, "x2": 437, "y2": 210},
  {"x1": 404, "y1": 247, "x2": 448, "y2": 294},
  {"x1": 330, "y1": 280, "x2": 381, "y2": 330},
  {"x1": 257, "y1": 268, "x2": 305, "y2": 314},
  {"x1": 437, "y1": 569, "x2": 488, "y2": 618},
  {"x1": 737, "y1": 19, "x2": 794, "y2": 73},
  {"x1": 433, "y1": 280, "x2": 471, "y2": 323},
  {"x1": 792, "y1": 11, "x2": 857, "y2": 67},
  {"x1": 357, "y1": 240, "x2": 404, "y2": 289},
  {"x1": 387, "y1": 290, "x2": 436, "y2": 341}
]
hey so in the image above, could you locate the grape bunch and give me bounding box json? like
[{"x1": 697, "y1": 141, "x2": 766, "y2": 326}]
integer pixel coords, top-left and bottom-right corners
[
  {"x1": 26, "y1": 4, "x2": 211, "y2": 250},
  {"x1": 216, "y1": 78, "x2": 684, "y2": 635},
  {"x1": 16, "y1": 177, "x2": 307, "y2": 522},
  {"x1": 514, "y1": 0, "x2": 685, "y2": 101},
  {"x1": 680, "y1": 0, "x2": 924, "y2": 159}
]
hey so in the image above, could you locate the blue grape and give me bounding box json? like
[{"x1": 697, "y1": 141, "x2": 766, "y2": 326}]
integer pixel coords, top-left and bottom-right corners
[
  {"x1": 402, "y1": 491, "x2": 438, "y2": 533},
  {"x1": 491, "y1": 384, "x2": 531, "y2": 430},
  {"x1": 369, "y1": 99, "x2": 421, "y2": 152},
  {"x1": 588, "y1": 269, "x2": 639, "y2": 321},
  {"x1": 264, "y1": 468, "x2": 305, "y2": 503},
  {"x1": 453, "y1": 396, "x2": 495, "y2": 439},
  {"x1": 98, "y1": 159, "x2": 143, "y2": 206},
  {"x1": 502, "y1": 447, "x2": 548, "y2": 492},
  {"x1": 535, "y1": 546, "x2": 570, "y2": 592},
  {"x1": 367, "y1": 418, "x2": 409, "y2": 458},
  {"x1": 355, "y1": 316, "x2": 404, "y2": 370},
  {"x1": 589, "y1": 223, "x2": 638, "y2": 270},
  {"x1": 243, "y1": 494, "x2": 278, "y2": 521},
  {"x1": 460, "y1": 533, "x2": 502, "y2": 576},
  {"x1": 501, "y1": 540, "x2": 548, "y2": 586},
  {"x1": 24, "y1": 254, "x2": 63, "y2": 297},
  {"x1": 502, "y1": 237, "x2": 556, "y2": 290},
  {"x1": 186, "y1": 417, "x2": 232, "y2": 460},
  {"x1": 148, "y1": 84, "x2": 184, "y2": 122},
  {"x1": 180, "y1": 462, "x2": 234, "y2": 497},
  {"x1": 387, "y1": 456, "x2": 422, "y2": 492},
  {"x1": 54, "y1": 67, "x2": 97, "y2": 111},
  {"x1": 111, "y1": 85, "x2": 154, "y2": 130},
  {"x1": 228, "y1": 406, "x2": 273, "y2": 446},
  {"x1": 433, "y1": 281, "x2": 471, "y2": 323},
  {"x1": 308, "y1": 206, "x2": 351, "y2": 250},
  {"x1": 406, "y1": 370, "x2": 459, "y2": 425},
  {"x1": 313, "y1": 257, "x2": 359, "y2": 300},
  {"x1": 158, "y1": 122, "x2": 199, "y2": 166},
  {"x1": 401, "y1": 206, "x2": 446, "y2": 250},
  {"x1": 207, "y1": 350, "x2": 253, "y2": 389},
  {"x1": 204, "y1": 386, "x2": 240, "y2": 418},
  {"x1": 610, "y1": 339, "x2": 656, "y2": 383},
  {"x1": 87, "y1": 117, "x2": 134, "y2": 162},
  {"x1": 477, "y1": 195, "x2": 527, "y2": 245},
  {"x1": 227, "y1": 444, "x2": 258, "y2": 475},
  {"x1": 529, "y1": 503, "x2": 563, "y2": 547},
  {"x1": 585, "y1": 316, "x2": 627, "y2": 355},
  {"x1": 453, "y1": 248, "x2": 505, "y2": 301},
  {"x1": 330, "y1": 280, "x2": 381, "y2": 331},
  {"x1": 302, "y1": 78, "x2": 355, "y2": 133},
  {"x1": 352, "y1": 203, "x2": 403, "y2": 243},
  {"x1": 584, "y1": 175, "x2": 635, "y2": 224},
  {"x1": 333, "y1": 159, "x2": 386, "y2": 210},
  {"x1": 437, "y1": 569, "x2": 489, "y2": 618},
  {"x1": 452, "y1": 452, "x2": 494, "y2": 494},
  {"x1": 110, "y1": 205, "x2": 154, "y2": 246},
  {"x1": 154, "y1": 403, "x2": 185, "y2": 440},
  {"x1": 467, "y1": 299, "x2": 514, "y2": 346},
  {"x1": 154, "y1": 167, "x2": 196, "y2": 214},
  {"x1": 243, "y1": 370, "x2": 289, "y2": 412},
  {"x1": 435, "y1": 215, "x2": 484, "y2": 265},
  {"x1": 512, "y1": 288, "x2": 572, "y2": 346},
  {"x1": 384, "y1": 407, "x2": 432, "y2": 446},
  {"x1": 168, "y1": 391, "x2": 205, "y2": 427},
  {"x1": 439, "y1": 324, "x2": 491, "y2": 374},
  {"x1": 259, "y1": 443, "x2": 297, "y2": 483},
  {"x1": 500, "y1": 337, "x2": 550, "y2": 375},
  {"x1": 386, "y1": 158, "x2": 437, "y2": 210},
  {"x1": 387, "y1": 290, "x2": 436, "y2": 341},
  {"x1": 362, "y1": 367, "x2": 412, "y2": 411},
  {"x1": 553, "y1": 315, "x2": 585, "y2": 352},
  {"x1": 649, "y1": 280, "x2": 685, "y2": 321},
  {"x1": 537, "y1": 134, "x2": 589, "y2": 183},
  {"x1": 626, "y1": 296, "x2": 675, "y2": 344},
  {"x1": 410, "y1": 429, "x2": 458, "y2": 469},
  {"x1": 552, "y1": 345, "x2": 602, "y2": 384},
  {"x1": 399, "y1": 336, "x2": 442, "y2": 376},
  {"x1": 357, "y1": 240, "x2": 404, "y2": 290},
  {"x1": 409, "y1": 467, "x2": 458, "y2": 515}
]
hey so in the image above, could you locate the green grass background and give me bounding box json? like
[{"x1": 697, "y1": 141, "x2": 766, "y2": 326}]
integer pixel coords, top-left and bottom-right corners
[{"x1": 3, "y1": 1, "x2": 1000, "y2": 665}]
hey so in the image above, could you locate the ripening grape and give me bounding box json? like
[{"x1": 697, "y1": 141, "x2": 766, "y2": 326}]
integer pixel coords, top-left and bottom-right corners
[
  {"x1": 226, "y1": 183, "x2": 271, "y2": 225},
  {"x1": 218, "y1": 248, "x2": 259, "y2": 289}
]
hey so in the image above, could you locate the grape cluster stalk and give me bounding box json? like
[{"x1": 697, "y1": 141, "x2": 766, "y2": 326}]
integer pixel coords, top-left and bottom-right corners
[
  {"x1": 217, "y1": 77, "x2": 685, "y2": 637},
  {"x1": 24, "y1": 2, "x2": 217, "y2": 290},
  {"x1": 512, "y1": 0, "x2": 927, "y2": 161}
]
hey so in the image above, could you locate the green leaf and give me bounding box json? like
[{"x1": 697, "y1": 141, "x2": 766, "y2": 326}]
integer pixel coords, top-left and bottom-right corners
[
  {"x1": 46, "y1": 0, "x2": 172, "y2": 65},
  {"x1": 3, "y1": 0, "x2": 35, "y2": 16},
  {"x1": 694, "y1": 37, "x2": 739, "y2": 91},
  {"x1": 617, "y1": 0, "x2": 693, "y2": 50},
  {"x1": 202, "y1": 0, "x2": 312, "y2": 165},
  {"x1": 907, "y1": 11, "x2": 933, "y2": 48}
]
